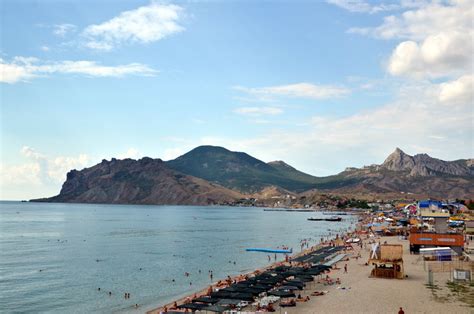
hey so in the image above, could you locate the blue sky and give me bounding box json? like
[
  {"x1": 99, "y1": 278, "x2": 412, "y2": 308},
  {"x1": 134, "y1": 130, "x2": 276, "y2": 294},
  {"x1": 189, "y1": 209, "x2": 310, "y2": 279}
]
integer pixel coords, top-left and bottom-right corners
[{"x1": 1, "y1": 0, "x2": 473, "y2": 199}]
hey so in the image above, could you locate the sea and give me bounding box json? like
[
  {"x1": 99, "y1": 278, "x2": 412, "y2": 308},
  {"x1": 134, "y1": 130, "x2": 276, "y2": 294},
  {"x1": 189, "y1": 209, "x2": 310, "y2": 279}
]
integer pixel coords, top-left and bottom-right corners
[{"x1": 0, "y1": 201, "x2": 357, "y2": 313}]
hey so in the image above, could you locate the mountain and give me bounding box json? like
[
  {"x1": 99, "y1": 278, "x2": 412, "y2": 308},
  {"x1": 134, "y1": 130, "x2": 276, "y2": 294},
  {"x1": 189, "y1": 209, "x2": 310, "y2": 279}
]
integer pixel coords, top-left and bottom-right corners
[
  {"x1": 336, "y1": 148, "x2": 474, "y2": 198},
  {"x1": 32, "y1": 157, "x2": 243, "y2": 205},
  {"x1": 381, "y1": 147, "x2": 472, "y2": 176},
  {"x1": 33, "y1": 146, "x2": 474, "y2": 205},
  {"x1": 166, "y1": 145, "x2": 320, "y2": 192}
]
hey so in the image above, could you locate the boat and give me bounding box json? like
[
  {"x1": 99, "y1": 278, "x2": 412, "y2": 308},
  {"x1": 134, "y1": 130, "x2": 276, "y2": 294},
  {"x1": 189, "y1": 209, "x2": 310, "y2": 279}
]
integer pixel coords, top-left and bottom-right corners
[
  {"x1": 246, "y1": 248, "x2": 292, "y2": 254},
  {"x1": 307, "y1": 216, "x2": 342, "y2": 222},
  {"x1": 323, "y1": 212, "x2": 348, "y2": 215}
]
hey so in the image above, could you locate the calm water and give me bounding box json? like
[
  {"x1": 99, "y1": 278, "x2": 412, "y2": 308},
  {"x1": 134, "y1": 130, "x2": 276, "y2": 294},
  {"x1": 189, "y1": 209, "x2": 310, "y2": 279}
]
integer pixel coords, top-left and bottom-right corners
[{"x1": 0, "y1": 202, "x2": 356, "y2": 313}]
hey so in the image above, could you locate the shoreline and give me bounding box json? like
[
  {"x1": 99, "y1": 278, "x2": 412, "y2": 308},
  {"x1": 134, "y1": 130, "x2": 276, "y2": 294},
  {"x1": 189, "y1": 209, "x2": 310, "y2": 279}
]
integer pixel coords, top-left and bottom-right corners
[{"x1": 146, "y1": 221, "x2": 356, "y2": 314}]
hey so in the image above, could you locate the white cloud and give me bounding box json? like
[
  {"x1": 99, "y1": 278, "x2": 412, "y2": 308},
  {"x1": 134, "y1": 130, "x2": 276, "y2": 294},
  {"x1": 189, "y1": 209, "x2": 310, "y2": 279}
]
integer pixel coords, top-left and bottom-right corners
[
  {"x1": 438, "y1": 75, "x2": 473, "y2": 105},
  {"x1": 387, "y1": 31, "x2": 473, "y2": 78},
  {"x1": 327, "y1": 0, "x2": 399, "y2": 14},
  {"x1": 82, "y1": 2, "x2": 185, "y2": 50},
  {"x1": 348, "y1": 1, "x2": 473, "y2": 79},
  {"x1": 235, "y1": 83, "x2": 350, "y2": 100},
  {"x1": 48, "y1": 154, "x2": 91, "y2": 183},
  {"x1": 21, "y1": 146, "x2": 45, "y2": 159},
  {"x1": 234, "y1": 106, "x2": 283, "y2": 116},
  {"x1": 0, "y1": 162, "x2": 42, "y2": 186},
  {"x1": 0, "y1": 56, "x2": 157, "y2": 84},
  {"x1": 40, "y1": 46, "x2": 50, "y2": 52},
  {"x1": 348, "y1": 0, "x2": 472, "y2": 40},
  {"x1": 0, "y1": 146, "x2": 91, "y2": 188},
  {"x1": 84, "y1": 41, "x2": 114, "y2": 51},
  {"x1": 53, "y1": 24, "x2": 77, "y2": 37}
]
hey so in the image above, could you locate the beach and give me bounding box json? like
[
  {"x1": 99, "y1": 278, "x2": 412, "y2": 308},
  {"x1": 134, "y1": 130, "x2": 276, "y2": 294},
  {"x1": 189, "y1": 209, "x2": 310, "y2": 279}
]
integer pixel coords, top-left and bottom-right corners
[
  {"x1": 279, "y1": 236, "x2": 471, "y2": 314},
  {"x1": 148, "y1": 230, "x2": 472, "y2": 314}
]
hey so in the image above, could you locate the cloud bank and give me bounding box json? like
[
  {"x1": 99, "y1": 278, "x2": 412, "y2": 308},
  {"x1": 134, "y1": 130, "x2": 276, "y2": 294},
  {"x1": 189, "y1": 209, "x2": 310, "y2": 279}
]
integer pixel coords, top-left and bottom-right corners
[{"x1": 0, "y1": 57, "x2": 157, "y2": 83}]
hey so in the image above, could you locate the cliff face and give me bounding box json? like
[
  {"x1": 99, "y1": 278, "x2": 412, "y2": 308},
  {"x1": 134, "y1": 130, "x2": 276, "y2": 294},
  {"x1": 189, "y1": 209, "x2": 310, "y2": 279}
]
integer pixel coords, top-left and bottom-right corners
[{"x1": 34, "y1": 157, "x2": 243, "y2": 205}]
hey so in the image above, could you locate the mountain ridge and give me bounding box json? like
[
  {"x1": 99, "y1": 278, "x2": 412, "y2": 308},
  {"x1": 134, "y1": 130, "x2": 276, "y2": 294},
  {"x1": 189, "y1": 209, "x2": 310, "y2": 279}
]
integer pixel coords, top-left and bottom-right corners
[{"x1": 32, "y1": 146, "x2": 474, "y2": 204}]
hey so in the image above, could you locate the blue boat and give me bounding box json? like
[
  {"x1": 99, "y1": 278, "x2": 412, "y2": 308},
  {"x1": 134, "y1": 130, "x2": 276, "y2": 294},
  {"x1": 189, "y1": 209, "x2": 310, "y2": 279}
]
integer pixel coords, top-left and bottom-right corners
[{"x1": 246, "y1": 248, "x2": 292, "y2": 254}]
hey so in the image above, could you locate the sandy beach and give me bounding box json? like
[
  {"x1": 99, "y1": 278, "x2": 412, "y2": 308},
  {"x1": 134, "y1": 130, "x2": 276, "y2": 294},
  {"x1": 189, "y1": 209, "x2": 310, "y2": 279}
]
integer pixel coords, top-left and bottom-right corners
[
  {"x1": 277, "y1": 236, "x2": 471, "y2": 314},
  {"x1": 148, "y1": 233, "x2": 472, "y2": 314}
]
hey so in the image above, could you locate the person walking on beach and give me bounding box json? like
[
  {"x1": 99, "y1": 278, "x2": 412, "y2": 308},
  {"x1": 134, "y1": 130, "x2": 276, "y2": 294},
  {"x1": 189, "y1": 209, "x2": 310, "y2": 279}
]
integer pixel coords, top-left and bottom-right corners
[
  {"x1": 344, "y1": 264, "x2": 348, "y2": 273},
  {"x1": 398, "y1": 307, "x2": 405, "y2": 314}
]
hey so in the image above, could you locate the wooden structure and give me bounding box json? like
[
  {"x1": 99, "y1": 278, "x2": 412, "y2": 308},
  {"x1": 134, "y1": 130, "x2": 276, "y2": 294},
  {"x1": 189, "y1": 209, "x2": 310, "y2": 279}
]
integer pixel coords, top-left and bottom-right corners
[{"x1": 368, "y1": 244, "x2": 404, "y2": 279}]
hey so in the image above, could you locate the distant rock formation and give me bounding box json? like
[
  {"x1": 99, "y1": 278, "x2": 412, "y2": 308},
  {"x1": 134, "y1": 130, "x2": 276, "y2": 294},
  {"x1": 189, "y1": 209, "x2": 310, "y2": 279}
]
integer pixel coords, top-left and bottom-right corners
[
  {"x1": 32, "y1": 157, "x2": 243, "y2": 205},
  {"x1": 32, "y1": 146, "x2": 474, "y2": 204},
  {"x1": 381, "y1": 148, "x2": 472, "y2": 177}
]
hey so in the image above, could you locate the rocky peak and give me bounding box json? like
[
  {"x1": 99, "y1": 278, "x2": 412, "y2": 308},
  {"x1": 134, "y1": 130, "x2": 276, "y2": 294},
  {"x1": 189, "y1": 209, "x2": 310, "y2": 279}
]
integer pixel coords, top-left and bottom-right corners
[
  {"x1": 382, "y1": 148, "x2": 415, "y2": 171},
  {"x1": 381, "y1": 148, "x2": 472, "y2": 176}
]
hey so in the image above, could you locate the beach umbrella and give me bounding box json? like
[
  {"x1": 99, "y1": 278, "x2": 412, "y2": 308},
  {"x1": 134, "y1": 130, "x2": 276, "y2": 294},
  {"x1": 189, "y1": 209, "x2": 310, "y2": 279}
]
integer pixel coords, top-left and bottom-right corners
[
  {"x1": 228, "y1": 292, "x2": 254, "y2": 301},
  {"x1": 177, "y1": 303, "x2": 208, "y2": 311},
  {"x1": 222, "y1": 286, "x2": 242, "y2": 292},
  {"x1": 250, "y1": 284, "x2": 272, "y2": 290},
  {"x1": 223, "y1": 286, "x2": 261, "y2": 295},
  {"x1": 268, "y1": 291, "x2": 296, "y2": 298},
  {"x1": 192, "y1": 297, "x2": 219, "y2": 304},
  {"x1": 216, "y1": 299, "x2": 241, "y2": 305},
  {"x1": 203, "y1": 304, "x2": 231, "y2": 313},
  {"x1": 274, "y1": 266, "x2": 291, "y2": 272},
  {"x1": 284, "y1": 280, "x2": 304, "y2": 289},
  {"x1": 211, "y1": 291, "x2": 233, "y2": 298},
  {"x1": 240, "y1": 287, "x2": 266, "y2": 295},
  {"x1": 305, "y1": 269, "x2": 323, "y2": 276},
  {"x1": 295, "y1": 275, "x2": 314, "y2": 282},
  {"x1": 276, "y1": 285, "x2": 301, "y2": 291}
]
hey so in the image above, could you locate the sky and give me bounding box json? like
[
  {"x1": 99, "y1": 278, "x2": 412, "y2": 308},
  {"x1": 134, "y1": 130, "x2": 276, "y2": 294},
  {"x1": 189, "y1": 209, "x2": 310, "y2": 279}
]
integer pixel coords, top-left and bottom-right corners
[{"x1": 1, "y1": 0, "x2": 473, "y2": 200}]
